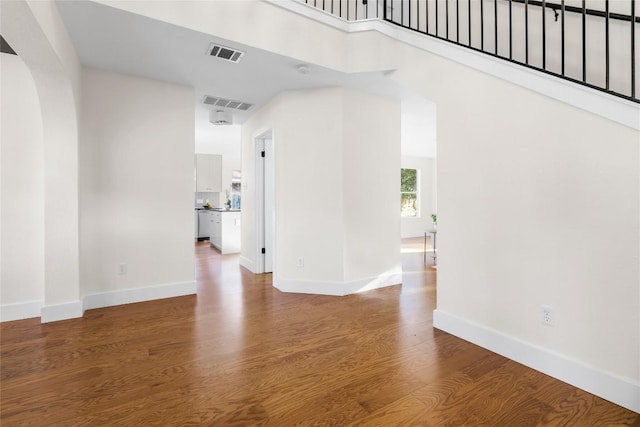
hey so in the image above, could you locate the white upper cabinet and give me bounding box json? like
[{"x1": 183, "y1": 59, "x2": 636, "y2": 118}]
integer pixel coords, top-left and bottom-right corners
[{"x1": 195, "y1": 154, "x2": 222, "y2": 192}]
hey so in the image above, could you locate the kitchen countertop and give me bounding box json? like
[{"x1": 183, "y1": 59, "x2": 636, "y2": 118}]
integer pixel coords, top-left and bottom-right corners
[{"x1": 195, "y1": 207, "x2": 241, "y2": 212}]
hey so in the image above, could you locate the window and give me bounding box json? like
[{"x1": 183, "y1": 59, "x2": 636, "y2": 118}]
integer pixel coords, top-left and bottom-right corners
[{"x1": 401, "y1": 168, "x2": 418, "y2": 217}]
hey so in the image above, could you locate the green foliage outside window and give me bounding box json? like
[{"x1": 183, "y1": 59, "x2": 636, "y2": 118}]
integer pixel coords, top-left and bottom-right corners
[{"x1": 401, "y1": 168, "x2": 418, "y2": 217}]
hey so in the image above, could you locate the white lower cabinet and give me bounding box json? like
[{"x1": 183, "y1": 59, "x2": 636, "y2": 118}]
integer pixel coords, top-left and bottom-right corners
[
  {"x1": 209, "y1": 211, "x2": 221, "y2": 247},
  {"x1": 209, "y1": 211, "x2": 240, "y2": 254}
]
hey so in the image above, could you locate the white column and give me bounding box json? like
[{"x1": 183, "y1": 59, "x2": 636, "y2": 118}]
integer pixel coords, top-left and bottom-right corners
[{"x1": 1, "y1": 0, "x2": 82, "y2": 322}]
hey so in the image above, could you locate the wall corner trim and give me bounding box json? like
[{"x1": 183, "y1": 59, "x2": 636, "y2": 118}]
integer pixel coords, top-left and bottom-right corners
[
  {"x1": 239, "y1": 256, "x2": 256, "y2": 274},
  {"x1": 433, "y1": 309, "x2": 640, "y2": 413},
  {"x1": 41, "y1": 300, "x2": 84, "y2": 323},
  {"x1": 273, "y1": 271, "x2": 402, "y2": 296},
  {"x1": 82, "y1": 280, "x2": 197, "y2": 311}
]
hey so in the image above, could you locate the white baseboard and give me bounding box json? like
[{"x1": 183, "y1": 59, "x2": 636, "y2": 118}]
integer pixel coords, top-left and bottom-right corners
[
  {"x1": 2, "y1": 281, "x2": 197, "y2": 323},
  {"x1": 433, "y1": 309, "x2": 640, "y2": 413},
  {"x1": 41, "y1": 300, "x2": 84, "y2": 323},
  {"x1": 83, "y1": 281, "x2": 197, "y2": 311},
  {"x1": 274, "y1": 270, "x2": 402, "y2": 296},
  {"x1": 239, "y1": 256, "x2": 256, "y2": 273},
  {"x1": 0, "y1": 300, "x2": 43, "y2": 322}
]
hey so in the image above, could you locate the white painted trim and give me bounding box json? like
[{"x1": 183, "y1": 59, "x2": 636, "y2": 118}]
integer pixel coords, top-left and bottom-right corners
[
  {"x1": 266, "y1": 0, "x2": 640, "y2": 131},
  {"x1": 254, "y1": 128, "x2": 267, "y2": 274},
  {"x1": 0, "y1": 300, "x2": 44, "y2": 322},
  {"x1": 239, "y1": 256, "x2": 256, "y2": 273},
  {"x1": 83, "y1": 281, "x2": 196, "y2": 311},
  {"x1": 433, "y1": 309, "x2": 640, "y2": 413},
  {"x1": 253, "y1": 127, "x2": 276, "y2": 275},
  {"x1": 41, "y1": 300, "x2": 84, "y2": 323},
  {"x1": 274, "y1": 271, "x2": 402, "y2": 296},
  {"x1": 2, "y1": 281, "x2": 197, "y2": 323}
]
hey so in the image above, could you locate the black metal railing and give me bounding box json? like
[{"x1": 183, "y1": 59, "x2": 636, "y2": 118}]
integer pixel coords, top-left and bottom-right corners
[
  {"x1": 302, "y1": 0, "x2": 382, "y2": 20},
  {"x1": 302, "y1": 0, "x2": 639, "y2": 103}
]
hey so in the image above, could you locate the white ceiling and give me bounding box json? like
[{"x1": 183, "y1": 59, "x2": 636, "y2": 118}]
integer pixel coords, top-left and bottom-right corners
[{"x1": 55, "y1": 0, "x2": 436, "y2": 158}]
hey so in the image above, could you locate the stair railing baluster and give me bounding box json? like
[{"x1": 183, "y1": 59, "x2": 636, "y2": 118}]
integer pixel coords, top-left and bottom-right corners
[
  {"x1": 632, "y1": 0, "x2": 637, "y2": 98},
  {"x1": 561, "y1": 0, "x2": 565, "y2": 75},
  {"x1": 469, "y1": 0, "x2": 472, "y2": 46},
  {"x1": 446, "y1": 0, "x2": 449, "y2": 39},
  {"x1": 605, "y1": 0, "x2": 610, "y2": 89},
  {"x1": 509, "y1": 0, "x2": 513, "y2": 59},
  {"x1": 542, "y1": 0, "x2": 546, "y2": 69},
  {"x1": 582, "y1": 0, "x2": 586, "y2": 82},
  {"x1": 481, "y1": 0, "x2": 485, "y2": 50},
  {"x1": 525, "y1": 0, "x2": 529, "y2": 64},
  {"x1": 427, "y1": 0, "x2": 430, "y2": 34},
  {"x1": 495, "y1": 0, "x2": 498, "y2": 54},
  {"x1": 436, "y1": 0, "x2": 439, "y2": 37},
  {"x1": 457, "y1": 0, "x2": 460, "y2": 42}
]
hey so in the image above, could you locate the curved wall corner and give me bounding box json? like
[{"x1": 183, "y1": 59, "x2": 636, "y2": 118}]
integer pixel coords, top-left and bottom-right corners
[{"x1": 1, "y1": 0, "x2": 82, "y2": 322}]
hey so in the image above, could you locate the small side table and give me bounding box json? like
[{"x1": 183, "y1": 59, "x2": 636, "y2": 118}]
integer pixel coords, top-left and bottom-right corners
[{"x1": 424, "y1": 229, "x2": 437, "y2": 265}]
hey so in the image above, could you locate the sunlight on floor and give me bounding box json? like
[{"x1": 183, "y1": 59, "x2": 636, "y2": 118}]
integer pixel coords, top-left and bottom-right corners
[{"x1": 400, "y1": 236, "x2": 433, "y2": 254}]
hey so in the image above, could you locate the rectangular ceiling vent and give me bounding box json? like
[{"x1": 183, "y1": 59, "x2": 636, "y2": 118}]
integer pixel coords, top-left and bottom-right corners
[
  {"x1": 208, "y1": 43, "x2": 244, "y2": 63},
  {"x1": 202, "y1": 96, "x2": 253, "y2": 111}
]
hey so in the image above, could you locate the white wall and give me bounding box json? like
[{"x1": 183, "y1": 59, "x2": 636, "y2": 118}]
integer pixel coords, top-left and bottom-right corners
[
  {"x1": 0, "y1": 54, "x2": 45, "y2": 320},
  {"x1": 342, "y1": 89, "x2": 402, "y2": 284},
  {"x1": 1, "y1": 0, "x2": 83, "y2": 322},
  {"x1": 241, "y1": 87, "x2": 402, "y2": 294},
  {"x1": 401, "y1": 156, "x2": 436, "y2": 238},
  {"x1": 401, "y1": 98, "x2": 437, "y2": 158},
  {"x1": 242, "y1": 88, "x2": 347, "y2": 283},
  {"x1": 79, "y1": 68, "x2": 195, "y2": 302},
  {"x1": 389, "y1": 38, "x2": 639, "y2": 408}
]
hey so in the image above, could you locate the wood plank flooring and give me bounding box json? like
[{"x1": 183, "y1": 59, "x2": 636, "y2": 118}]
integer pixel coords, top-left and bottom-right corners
[{"x1": 1, "y1": 238, "x2": 638, "y2": 426}]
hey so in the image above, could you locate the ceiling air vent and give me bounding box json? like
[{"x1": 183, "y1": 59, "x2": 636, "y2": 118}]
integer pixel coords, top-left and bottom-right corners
[
  {"x1": 208, "y1": 43, "x2": 244, "y2": 63},
  {"x1": 202, "y1": 95, "x2": 253, "y2": 112}
]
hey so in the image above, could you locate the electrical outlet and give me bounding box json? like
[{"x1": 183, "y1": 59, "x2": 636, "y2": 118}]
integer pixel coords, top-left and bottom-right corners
[
  {"x1": 541, "y1": 305, "x2": 553, "y2": 326},
  {"x1": 118, "y1": 263, "x2": 127, "y2": 275},
  {"x1": 296, "y1": 257, "x2": 304, "y2": 268}
]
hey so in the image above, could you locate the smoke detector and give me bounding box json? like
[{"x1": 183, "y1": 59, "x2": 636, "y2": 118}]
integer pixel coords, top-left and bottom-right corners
[{"x1": 209, "y1": 110, "x2": 232, "y2": 126}]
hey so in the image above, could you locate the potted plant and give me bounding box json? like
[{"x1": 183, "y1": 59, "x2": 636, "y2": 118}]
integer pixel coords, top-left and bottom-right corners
[{"x1": 431, "y1": 213, "x2": 437, "y2": 230}]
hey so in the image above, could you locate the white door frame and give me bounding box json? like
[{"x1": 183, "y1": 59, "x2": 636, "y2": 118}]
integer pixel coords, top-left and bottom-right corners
[{"x1": 254, "y1": 128, "x2": 275, "y2": 274}]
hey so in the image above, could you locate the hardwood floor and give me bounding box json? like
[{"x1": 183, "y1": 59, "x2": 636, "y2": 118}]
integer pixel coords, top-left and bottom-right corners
[{"x1": 1, "y1": 238, "x2": 638, "y2": 426}]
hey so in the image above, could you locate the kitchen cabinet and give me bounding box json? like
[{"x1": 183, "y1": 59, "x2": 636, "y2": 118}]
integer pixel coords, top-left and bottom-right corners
[
  {"x1": 195, "y1": 154, "x2": 222, "y2": 192},
  {"x1": 209, "y1": 211, "x2": 241, "y2": 254},
  {"x1": 209, "y1": 211, "x2": 221, "y2": 248}
]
